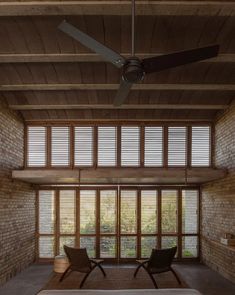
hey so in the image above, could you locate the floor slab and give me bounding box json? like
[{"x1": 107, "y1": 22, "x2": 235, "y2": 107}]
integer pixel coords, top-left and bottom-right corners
[{"x1": 0, "y1": 262, "x2": 234, "y2": 295}]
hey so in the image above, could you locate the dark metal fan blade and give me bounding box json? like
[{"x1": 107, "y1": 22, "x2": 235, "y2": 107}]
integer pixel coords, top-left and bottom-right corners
[
  {"x1": 113, "y1": 78, "x2": 133, "y2": 107},
  {"x1": 142, "y1": 45, "x2": 219, "y2": 73},
  {"x1": 58, "y1": 20, "x2": 126, "y2": 68}
]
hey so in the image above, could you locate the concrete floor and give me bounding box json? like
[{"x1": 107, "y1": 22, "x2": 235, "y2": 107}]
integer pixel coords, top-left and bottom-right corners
[{"x1": 0, "y1": 263, "x2": 234, "y2": 295}]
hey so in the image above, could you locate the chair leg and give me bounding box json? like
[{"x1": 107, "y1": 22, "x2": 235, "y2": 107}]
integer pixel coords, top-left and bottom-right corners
[
  {"x1": 170, "y1": 267, "x2": 181, "y2": 285},
  {"x1": 97, "y1": 263, "x2": 106, "y2": 277},
  {"x1": 59, "y1": 266, "x2": 71, "y2": 282},
  {"x1": 80, "y1": 271, "x2": 92, "y2": 289},
  {"x1": 134, "y1": 264, "x2": 143, "y2": 278},
  {"x1": 147, "y1": 271, "x2": 158, "y2": 289}
]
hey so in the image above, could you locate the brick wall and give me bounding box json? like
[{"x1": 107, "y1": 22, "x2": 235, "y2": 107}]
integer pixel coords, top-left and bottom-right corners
[
  {"x1": 0, "y1": 99, "x2": 36, "y2": 285},
  {"x1": 201, "y1": 104, "x2": 235, "y2": 283}
]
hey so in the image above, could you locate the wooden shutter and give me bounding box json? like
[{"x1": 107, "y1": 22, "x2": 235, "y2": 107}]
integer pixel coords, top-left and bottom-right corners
[
  {"x1": 168, "y1": 127, "x2": 187, "y2": 166},
  {"x1": 120, "y1": 190, "x2": 137, "y2": 234},
  {"x1": 121, "y1": 126, "x2": 140, "y2": 166},
  {"x1": 74, "y1": 126, "x2": 93, "y2": 166},
  {"x1": 182, "y1": 190, "x2": 198, "y2": 234},
  {"x1": 80, "y1": 190, "x2": 96, "y2": 234},
  {"x1": 144, "y1": 127, "x2": 163, "y2": 166},
  {"x1": 60, "y1": 190, "x2": 76, "y2": 234},
  {"x1": 51, "y1": 127, "x2": 70, "y2": 166},
  {"x1": 38, "y1": 190, "x2": 55, "y2": 234},
  {"x1": 27, "y1": 126, "x2": 46, "y2": 167},
  {"x1": 191, "y1": 126, "x2": 210, "y2": 166},
  {"x1": 98, "y1": 126, "x2": 117, "y2": 166}
]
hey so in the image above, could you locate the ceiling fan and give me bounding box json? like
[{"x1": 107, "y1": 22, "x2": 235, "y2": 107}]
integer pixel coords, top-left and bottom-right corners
[{"x1": 58, "y1": 0, "x2": 219, "y2": 107}]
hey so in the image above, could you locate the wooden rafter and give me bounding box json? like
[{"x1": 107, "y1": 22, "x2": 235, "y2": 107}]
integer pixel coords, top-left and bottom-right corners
[
  {"x1": 9, "y1": 104, "x2": 228, "y2": 110},
  {"x1": 0, "y1": 53, "x2": 234, "y2": 63},
  {"x1": 1, "y1": 84, "x2": 235, "y2": 91},
  {"x1": 0, "y1": 1, "x2": 234, "y2": 16}
]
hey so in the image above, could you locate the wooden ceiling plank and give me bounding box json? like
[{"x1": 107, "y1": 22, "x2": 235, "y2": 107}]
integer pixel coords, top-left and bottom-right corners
[
  {"x1": 0, "y1": 53, "x2": 233, "y2": 63},
  {"x1": 1, "y1": 83, "x2": 235, "y2": 91},
  {"x1": 0, "y1": 1, "x2": 234, "y2": 17},
  {"x1": 9, "y1": 104, "x2": 228, "y2": 110}
]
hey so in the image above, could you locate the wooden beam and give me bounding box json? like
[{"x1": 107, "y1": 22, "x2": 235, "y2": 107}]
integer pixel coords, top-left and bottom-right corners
[
  {"x1": 1, "y1": 84, "x2": 235, "y2": 91},
  {"x1": 0, "y1": 53, "x2": 233, "y2": 63},
  {"x1": 9, "y1": 104, "x2": 228, "y2": 110},
  {"x1": 0, "y1": 1, "x2": 234, "y2": 16},
  {"x1": 12, "y1": 167, "x2": 227, "y2": 185}
]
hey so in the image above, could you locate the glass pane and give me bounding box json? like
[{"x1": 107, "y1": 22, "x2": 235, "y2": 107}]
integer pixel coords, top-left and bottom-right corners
[
  {"x1": 100, "y1": 237, "x2": 116, "y2": 258},
  {"x1": 182, "y1": 236, "x2": 198, "y2": 258},
  {"x1": 120, "y1": 190, "x2": 137, "y2": 234},
  {"x1": 98, "y1": 127, "x2": 117, "y2": 166},
  {"x1": 182, "y1": 190, "x2": 198, "y2": 234},
  {"x1": 80, "y1": 237, "x2": 96, "y2": 258},
  {"x1": 192, "y1": 126, "x2": 210, "y2": 167},
  {"x1": 100, "y1": 190, "x2": 117, "y2": 234},
  {"x1": 27, "y1": 126, "x2": 46, "y2": 167},
  {"x1": 162, "y1": 190, "x2": 178, "y2": 233},
  {"x1": 161, "y1": 236, "x2": 177, "y2": 254},
  {"x1": 141, "y1": 190, "x2": 157, "y2": 234},
  {"x1": 121, "y1": 127, "x2": 140, "y2": 166},
  {"x1": 51, "y1": 127, "x2": 70, "y2": 166},
  {"x1": 144, "y1": 127, "x2": 163, "y2": 167},
  {"x1": 60, "y1": 190, "x2": 76, "y2": 234},
  {"x1": 121, "y1": 236, "x2": 137, "y2": 258},
  {"x1": 39, "y1": 236, "x2": 54, "y2": 258},
  {"x1": 59, "y1": 236, "x2": 75, "y2": 255},
  {"x1": 168, "y1": 127, "x2": 186, "y2": 166},
  {"x1": 39, "y1": 191, "x2": 55, "y2": 234},
  {"x1": 74, "y1": 127, "x2": 93, "y2": 166},
  {"x1": 141, "y1": 236, "x2": 157, "y2": 258},
  {"x1": 80, "y1": 190, "x2": 96, "y2": 234}
]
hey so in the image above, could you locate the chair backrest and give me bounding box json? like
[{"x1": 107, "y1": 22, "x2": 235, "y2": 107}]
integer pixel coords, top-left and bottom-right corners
[
  {"x1": 147, "y1": 246, "x2": 177, "y2": 270},
  {"x1": 64, "y1": 245, "x2": 91, "y2": 271}
]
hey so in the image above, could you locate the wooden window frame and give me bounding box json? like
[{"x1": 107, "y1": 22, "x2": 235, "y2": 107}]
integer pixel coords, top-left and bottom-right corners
[
  {"x1": 36, "y1": 185, "x2": 200, "y2": 263},
  {"x1": 25, "y1": 122, "x2": 214, "y2": 169}
]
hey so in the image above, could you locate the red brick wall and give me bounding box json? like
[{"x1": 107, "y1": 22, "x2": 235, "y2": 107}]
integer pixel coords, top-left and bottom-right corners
[
  {"x1": 0, "y1": 99, "x2": 36, "y2": 285},
  {"x1": 201, "y1": 104, "x2": 235, "y2": 283}
]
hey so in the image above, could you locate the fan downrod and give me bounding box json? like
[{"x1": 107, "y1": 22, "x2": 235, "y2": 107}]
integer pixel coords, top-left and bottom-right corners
[{"x1": 122, "y1": 57, "x2": 144, "y2": 83}]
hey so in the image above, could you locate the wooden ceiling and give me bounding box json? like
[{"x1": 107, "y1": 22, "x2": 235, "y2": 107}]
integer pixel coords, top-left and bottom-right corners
[{"x1": 1, "y1": 1, "x2": 235, "y2": 122}]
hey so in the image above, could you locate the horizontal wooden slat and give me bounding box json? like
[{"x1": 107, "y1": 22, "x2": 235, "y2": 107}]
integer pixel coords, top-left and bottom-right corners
[
  {"x1": 0, "y1": 53, "x2": 233, "y2": 63},
  {"x1": 1, "y1": 84, "x2": 235, "y2": 91},
  {"x1": 9, "y1": 104, "x2": 229, "y2": 110},
  {"x1": 0, "y1": 1, "x2": 234, "y2": 16}
]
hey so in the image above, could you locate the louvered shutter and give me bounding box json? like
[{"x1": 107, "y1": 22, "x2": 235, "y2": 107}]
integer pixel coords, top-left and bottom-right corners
[
  {"x1": 51, "y1": 127, "x2": 70, "y2": 166},
  {"x1": 39, "y1": 190, "x2": 55, "y2": 234},
  {"x1": 80, "y1": 190, "x2": 96, "y2": 234},
  {"x1": 27, "y1": 126, "x2": 46, "y2": 167},
  {"x1": 60, "y1": 190, "x2": 76, "y2": 234},
  {"x1": 74, "y1": 127, "x2": 93, "y2": 166},
  {"x1": 98, "y1": 127, "x2": 117, "y2": 166},
  {"x1": 121, "y1": 126, "x2": 140, "y2": 166},
  {"x1": 168, "y1": 127, "x2": 187, "y2": 166},
  {"x1": 191, "y1": 126, "x2": 210, "y2": 166},
  {"x1": 144, "y1": 127, "x2": 163, "y2": 166}
]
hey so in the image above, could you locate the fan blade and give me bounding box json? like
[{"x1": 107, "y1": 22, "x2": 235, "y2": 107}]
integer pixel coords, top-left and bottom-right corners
[
  {"x1": 113, "y1": 78, "x2": 133, "y2": 106},
  {"x1": 142, "y1": 45, "x2": 219, "y2": 73},
  {"x1": 58, "y1": 20, "x2": 126, "y2": 68}
]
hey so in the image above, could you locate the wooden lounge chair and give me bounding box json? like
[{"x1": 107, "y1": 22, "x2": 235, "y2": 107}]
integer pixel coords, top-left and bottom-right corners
[
  {"x1": 60, "y1": 245, "x2": 106, "y2": 288},
  {"x1": 134, "y1": 246, "x2": 181, "y2": 288}
]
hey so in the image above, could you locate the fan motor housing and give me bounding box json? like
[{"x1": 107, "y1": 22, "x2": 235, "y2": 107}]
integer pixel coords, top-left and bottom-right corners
[{"x1": 122, "y1": 57, "x2": 144, "y2": 83}]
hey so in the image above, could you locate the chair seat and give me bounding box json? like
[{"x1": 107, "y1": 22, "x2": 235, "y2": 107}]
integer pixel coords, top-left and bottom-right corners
[
  {"x1": 70, "y1": 266, "x2": 91, "y2": 273},
  {"x1": 148, "y1": 267, "x2": 171, "y2": 274},
  {"x1": 90, "y1": 259, "x2": 104, "y2": 264}
]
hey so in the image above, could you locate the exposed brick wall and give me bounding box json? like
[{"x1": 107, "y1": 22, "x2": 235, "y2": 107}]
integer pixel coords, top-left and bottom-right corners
[
  {"x1": 0, "y1": 99, "x2": 36, "y2": 285},
  {"x1": 201, "y1": 104, "x2": 235, "y2": 283}
]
